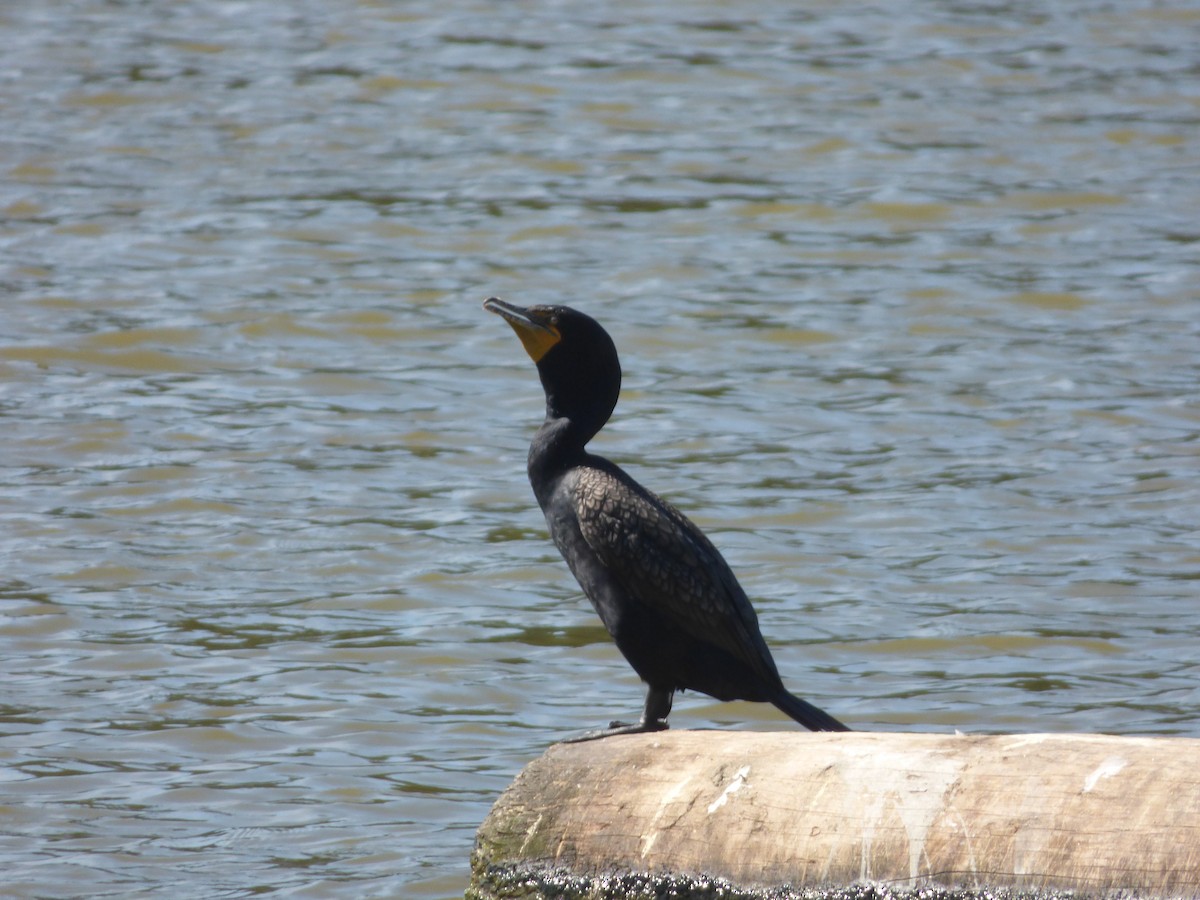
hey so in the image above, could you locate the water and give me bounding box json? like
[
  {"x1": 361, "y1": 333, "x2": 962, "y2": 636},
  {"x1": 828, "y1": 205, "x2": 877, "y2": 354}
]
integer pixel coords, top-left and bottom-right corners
[{"x1": 2, "y1": 1, "x2": 1197, "y2": 897}]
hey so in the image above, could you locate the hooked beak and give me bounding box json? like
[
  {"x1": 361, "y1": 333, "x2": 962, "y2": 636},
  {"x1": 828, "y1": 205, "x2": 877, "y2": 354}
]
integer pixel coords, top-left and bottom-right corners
[{"x1": 483, "y1": 297, "x2": 562, "y2": 362}]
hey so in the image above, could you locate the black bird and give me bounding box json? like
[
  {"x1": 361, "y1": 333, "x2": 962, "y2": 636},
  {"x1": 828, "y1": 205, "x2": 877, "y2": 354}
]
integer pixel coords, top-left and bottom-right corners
[{"x1": 485, "y1": 297, "x2": 849, "y2": 739}]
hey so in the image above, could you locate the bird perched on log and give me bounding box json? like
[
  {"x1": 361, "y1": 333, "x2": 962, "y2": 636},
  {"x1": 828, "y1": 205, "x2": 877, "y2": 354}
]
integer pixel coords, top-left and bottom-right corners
[{"x1": 485, "y1": 297, "x2": 848, "y2": 740}]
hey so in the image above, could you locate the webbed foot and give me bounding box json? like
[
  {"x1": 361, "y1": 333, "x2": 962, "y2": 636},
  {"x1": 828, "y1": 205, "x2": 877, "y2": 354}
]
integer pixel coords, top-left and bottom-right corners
[{"x1": 557, "y1": 718, "x2": 669, "y2": 744}]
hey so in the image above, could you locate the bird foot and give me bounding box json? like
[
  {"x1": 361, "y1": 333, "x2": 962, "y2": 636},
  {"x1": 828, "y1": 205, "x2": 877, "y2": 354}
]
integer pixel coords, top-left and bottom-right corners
[{"x1": 558, "y1": 719, "x2": 669, "y2": 744}]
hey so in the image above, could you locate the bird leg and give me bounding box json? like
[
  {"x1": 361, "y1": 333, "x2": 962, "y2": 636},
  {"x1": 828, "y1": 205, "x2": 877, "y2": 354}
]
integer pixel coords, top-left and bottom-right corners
[{"x1": 558, "y1": 687, "x2": 673, "y2": 744}]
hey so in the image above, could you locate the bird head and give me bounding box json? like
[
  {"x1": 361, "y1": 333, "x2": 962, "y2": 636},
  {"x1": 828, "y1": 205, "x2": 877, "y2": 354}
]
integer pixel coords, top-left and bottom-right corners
[{"x1": 484, "y1": 297, "x2": 621, "y2": 441}]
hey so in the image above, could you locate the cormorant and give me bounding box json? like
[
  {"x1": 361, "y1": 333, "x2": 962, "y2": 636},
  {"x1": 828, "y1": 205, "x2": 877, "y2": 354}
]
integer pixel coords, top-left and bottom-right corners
[{"x1": 485, "y1": 297, "x2": 849, "y2": 739}]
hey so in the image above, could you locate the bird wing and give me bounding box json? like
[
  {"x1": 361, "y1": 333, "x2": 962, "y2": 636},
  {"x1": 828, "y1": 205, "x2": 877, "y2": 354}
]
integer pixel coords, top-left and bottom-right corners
[{"x1": 573, "y1": 464, "x2": 781, "y2": 684}]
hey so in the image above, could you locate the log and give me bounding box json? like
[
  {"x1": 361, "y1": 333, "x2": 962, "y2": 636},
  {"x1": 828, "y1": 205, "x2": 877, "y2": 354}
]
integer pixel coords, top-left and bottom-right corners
[{"x1": 469, "y1": 731, "x2": 1200, "y2": 900}]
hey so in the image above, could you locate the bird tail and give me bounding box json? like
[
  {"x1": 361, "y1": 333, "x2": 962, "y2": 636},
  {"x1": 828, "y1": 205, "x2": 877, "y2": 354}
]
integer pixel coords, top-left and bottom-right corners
[{"x1": 771, "y1": 690, "x2": 850, "y2": 732}]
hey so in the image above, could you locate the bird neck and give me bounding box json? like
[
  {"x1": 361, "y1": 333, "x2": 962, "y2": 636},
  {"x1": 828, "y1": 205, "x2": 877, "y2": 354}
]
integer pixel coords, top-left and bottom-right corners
[{"x1": 527, "y1": 415, "x2": 593, "y2": 500}]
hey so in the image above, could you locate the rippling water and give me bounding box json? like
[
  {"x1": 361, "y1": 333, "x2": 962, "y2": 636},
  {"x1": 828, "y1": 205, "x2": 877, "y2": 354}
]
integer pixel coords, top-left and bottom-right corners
[{"x1": 2, "y1": 1, "x2": 1198, "y2": 897}]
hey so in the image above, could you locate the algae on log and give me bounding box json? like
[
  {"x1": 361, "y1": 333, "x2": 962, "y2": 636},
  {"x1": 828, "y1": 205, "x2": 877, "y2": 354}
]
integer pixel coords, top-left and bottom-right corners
[{"x1": 470, "y1": 731, "x2": 1200, "y2": 900}]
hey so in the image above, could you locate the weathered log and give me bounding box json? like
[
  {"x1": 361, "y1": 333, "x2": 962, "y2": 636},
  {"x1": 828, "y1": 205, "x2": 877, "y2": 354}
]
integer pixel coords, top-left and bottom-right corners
[{"x1": 469, "y1": 731, "x2": 1200, "y2": 900}]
